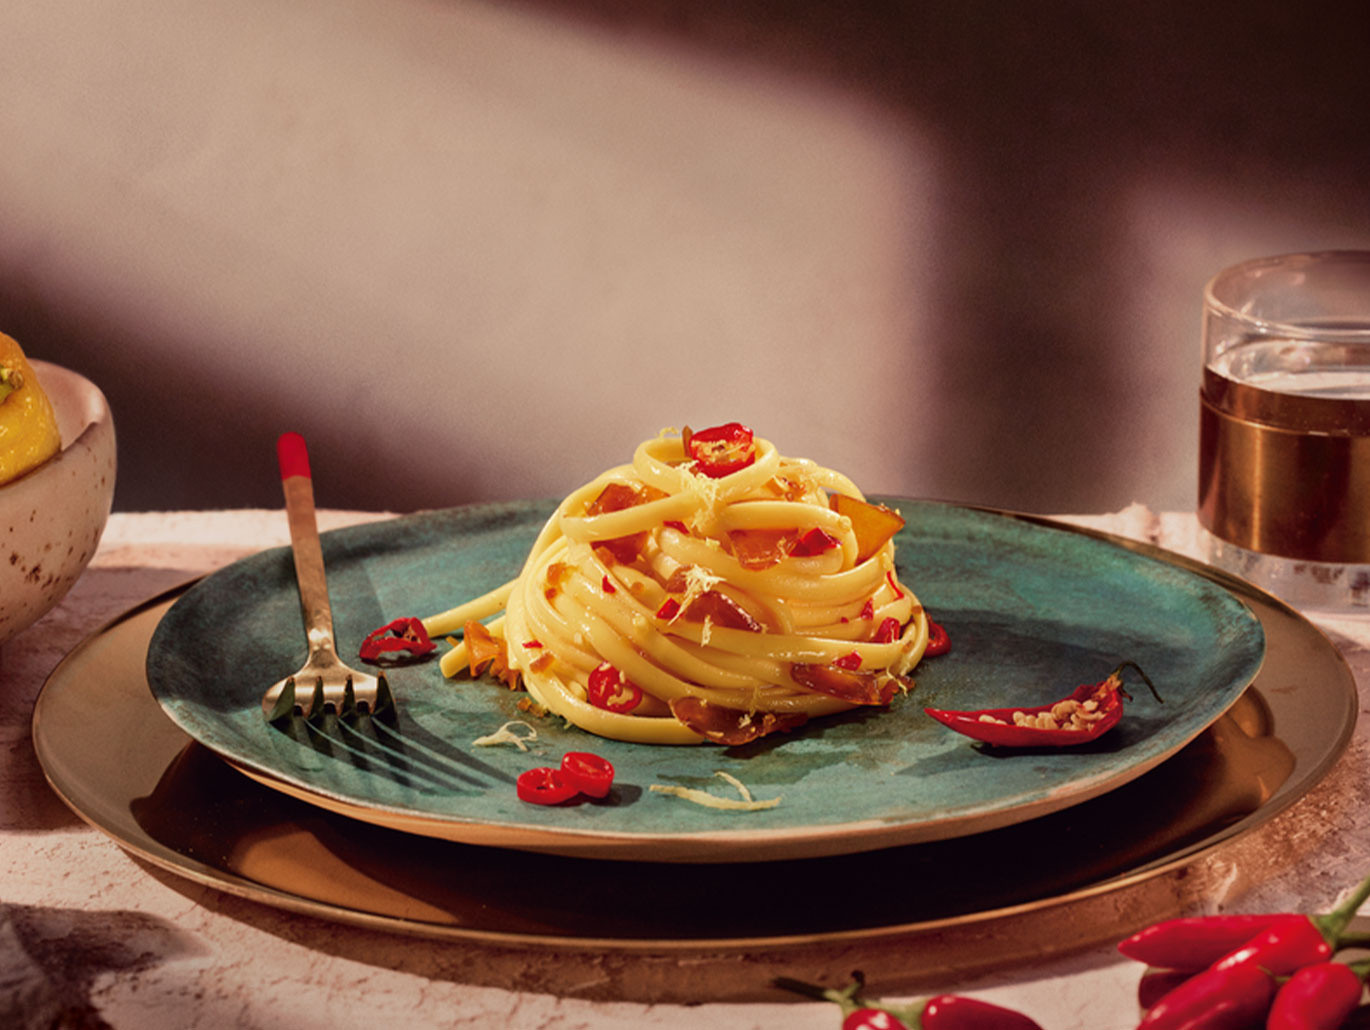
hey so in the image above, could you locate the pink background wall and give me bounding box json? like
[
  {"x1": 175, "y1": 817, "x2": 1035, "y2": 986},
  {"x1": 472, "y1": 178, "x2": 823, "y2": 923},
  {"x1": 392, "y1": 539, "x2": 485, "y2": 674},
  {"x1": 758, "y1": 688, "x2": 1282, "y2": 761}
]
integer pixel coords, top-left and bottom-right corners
[{"x1": 3, "y1": 0, "x2": 1368, "y2": 515}]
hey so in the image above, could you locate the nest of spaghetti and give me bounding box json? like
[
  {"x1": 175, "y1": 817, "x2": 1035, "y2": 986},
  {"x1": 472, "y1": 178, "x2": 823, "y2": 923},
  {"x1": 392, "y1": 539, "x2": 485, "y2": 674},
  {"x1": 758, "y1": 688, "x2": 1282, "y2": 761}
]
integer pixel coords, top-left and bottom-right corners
[{"x1": 424, "y1": 424, "x2": 936, "y2": 745}]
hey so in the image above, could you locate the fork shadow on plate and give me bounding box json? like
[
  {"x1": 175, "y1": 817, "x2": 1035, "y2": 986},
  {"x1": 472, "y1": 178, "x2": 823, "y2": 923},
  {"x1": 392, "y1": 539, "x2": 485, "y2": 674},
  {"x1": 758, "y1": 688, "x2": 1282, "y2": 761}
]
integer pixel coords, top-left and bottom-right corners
[{"x1": 269, "y1": 710, "x2": 517, "y2": 796}]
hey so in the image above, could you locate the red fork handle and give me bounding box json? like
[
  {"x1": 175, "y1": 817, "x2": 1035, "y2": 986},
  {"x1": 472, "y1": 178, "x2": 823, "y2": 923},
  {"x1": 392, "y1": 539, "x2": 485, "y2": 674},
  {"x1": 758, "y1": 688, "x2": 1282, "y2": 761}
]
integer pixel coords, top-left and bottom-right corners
[
  {"x1": 277, "y1": 430, "x2": 312, "y2": 480},
  {"x1": 275, "y1": 432, "x2": 335, "y2": 656}
]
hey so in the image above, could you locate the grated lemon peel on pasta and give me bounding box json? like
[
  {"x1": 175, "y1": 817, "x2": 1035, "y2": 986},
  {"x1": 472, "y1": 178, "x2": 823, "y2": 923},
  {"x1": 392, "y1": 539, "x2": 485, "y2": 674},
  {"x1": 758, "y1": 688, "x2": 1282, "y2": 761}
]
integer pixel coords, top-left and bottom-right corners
[{"x1": 424, "y1": 424, "x2": 933, "y2": 746}]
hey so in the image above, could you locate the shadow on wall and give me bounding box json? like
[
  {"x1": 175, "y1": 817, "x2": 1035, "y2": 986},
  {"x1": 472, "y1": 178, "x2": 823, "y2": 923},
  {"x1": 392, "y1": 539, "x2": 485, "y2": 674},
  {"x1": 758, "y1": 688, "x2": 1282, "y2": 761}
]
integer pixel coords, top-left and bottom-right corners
[
  {"x1": 516, "y1": 0, "x2": 1370, "y2": 507},
  {"x1": 2, "y1": 0, "x2": 1370, "y2": 515}
]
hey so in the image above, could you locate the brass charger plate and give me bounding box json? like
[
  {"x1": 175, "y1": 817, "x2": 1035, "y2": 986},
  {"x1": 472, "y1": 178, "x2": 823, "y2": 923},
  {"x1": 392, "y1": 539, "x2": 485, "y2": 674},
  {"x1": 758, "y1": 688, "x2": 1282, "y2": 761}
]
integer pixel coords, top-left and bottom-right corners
[{"x1": 31, "y1": 518, "x2": 1357, "y2": 994}]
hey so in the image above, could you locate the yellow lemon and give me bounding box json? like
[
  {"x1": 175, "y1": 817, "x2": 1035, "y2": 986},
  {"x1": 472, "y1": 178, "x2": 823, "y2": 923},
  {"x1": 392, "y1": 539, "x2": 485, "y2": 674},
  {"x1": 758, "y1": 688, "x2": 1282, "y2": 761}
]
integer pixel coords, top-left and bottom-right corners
[{"x1": 0, "y1": 332, "x2": 62, "y2": 485}]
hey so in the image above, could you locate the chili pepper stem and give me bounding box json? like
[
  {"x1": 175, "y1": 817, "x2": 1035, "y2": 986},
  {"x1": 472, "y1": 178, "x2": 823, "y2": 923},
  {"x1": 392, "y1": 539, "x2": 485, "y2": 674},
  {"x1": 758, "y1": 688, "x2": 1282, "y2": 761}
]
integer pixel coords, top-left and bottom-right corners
[
  {"x1": 1318, "y1": 869, "x2": 1370, "y2": 943},
  {"x1": 772, "y1": 974, "x2": 931, "y2": 1027},
  {"x1": 1114, "y1": 660, "x2": 1163, "y2": 704},
  {"x1": 773, "y1": 974, "x2": 865, "y2": 1011}
]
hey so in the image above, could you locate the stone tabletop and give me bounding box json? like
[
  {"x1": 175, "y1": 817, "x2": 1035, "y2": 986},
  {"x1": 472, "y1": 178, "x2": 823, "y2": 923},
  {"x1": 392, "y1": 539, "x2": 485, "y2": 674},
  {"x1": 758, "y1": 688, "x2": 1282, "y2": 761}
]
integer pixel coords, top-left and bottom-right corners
[{"x1": 3, "y1": 508, "x2": 1368, "y2": 1029}]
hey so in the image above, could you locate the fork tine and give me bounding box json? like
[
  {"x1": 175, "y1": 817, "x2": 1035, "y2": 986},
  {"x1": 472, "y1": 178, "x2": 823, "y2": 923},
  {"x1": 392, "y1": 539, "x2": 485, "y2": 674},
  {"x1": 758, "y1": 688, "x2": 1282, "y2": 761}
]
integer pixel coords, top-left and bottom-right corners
[
  {"x1": 338, "y1": 676, "x2": 357, "y2": 718},
  {"x1": 263, "y1": 676, "x2": 299, "y2": 722},
  {"x1": 370, "y1": 673, "x2": 394, "y2": 716},
  {"x1": 306, "y1": 676, "x2": 326, "y2": 718}
]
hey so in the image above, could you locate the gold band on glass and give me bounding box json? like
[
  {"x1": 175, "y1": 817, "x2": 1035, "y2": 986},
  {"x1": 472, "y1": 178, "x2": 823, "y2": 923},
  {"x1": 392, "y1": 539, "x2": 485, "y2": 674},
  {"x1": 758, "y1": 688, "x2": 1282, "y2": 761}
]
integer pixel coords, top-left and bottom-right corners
[{"x1": 1199, "y1": 390, "x2": 1370, "y2": 563}]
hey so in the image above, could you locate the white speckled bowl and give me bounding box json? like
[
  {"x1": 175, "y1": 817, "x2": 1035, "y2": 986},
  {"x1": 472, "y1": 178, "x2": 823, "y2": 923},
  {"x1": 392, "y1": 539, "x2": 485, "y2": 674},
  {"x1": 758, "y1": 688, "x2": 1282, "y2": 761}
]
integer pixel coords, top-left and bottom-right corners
[{"x1": 0, "y1": 361, "x2": 116, "y2": 646}]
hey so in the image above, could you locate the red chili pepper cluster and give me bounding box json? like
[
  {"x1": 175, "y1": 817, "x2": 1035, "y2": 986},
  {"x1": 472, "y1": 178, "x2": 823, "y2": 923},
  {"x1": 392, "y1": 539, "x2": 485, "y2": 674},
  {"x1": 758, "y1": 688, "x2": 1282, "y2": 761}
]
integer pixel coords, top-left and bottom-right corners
[
  {"x1": 1120, "y1": 869, "x2": 1370, "y2": 1028},
  {"x1": 358, "y1": 617, "x2": 436, "y2": 664},
  {"x1": 516, "y1": 752, "x2": 615, "y2": 805},
  {"x1": 770, "y1": 876, "x2": 1370, "y2": 1029},
  {"x1": 774, "y1": 971, "x2": 1043, "y2": 1030},
  {"x1": 924, "y1": 660, "x2": 1160, "y2": 748}
]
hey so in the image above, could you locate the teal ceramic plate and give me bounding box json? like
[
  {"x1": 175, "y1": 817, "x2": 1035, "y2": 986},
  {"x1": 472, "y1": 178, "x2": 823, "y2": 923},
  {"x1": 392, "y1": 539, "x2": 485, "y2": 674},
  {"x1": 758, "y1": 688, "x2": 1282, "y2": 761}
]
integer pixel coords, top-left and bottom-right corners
[{"x1": 145, "y1": 500, "x2": 1265, "y2": 862}]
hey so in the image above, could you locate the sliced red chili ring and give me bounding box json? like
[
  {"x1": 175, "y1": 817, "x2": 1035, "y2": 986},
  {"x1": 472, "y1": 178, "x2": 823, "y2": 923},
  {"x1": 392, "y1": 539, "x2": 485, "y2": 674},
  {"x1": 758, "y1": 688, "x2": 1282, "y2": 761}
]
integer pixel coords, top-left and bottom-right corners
[
  {"x1": 516, "y1": 767, "x2": 578, "y2": 805},
  {"x1": 560, "y1": 751, "x2": 615, "y2": 798},
  {"x1": 586, "y1": 661, "x2": 644, "y2": 713},
  {"x1": 685, "y1": 422, "x2": 756, "y2": 478}
]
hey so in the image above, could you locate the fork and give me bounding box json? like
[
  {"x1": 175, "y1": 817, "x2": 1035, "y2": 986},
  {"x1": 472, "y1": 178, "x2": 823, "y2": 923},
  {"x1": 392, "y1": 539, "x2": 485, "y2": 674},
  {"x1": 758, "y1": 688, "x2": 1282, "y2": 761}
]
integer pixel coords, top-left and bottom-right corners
[{"x1": 261, "y1": 431, "x2": 393, "y2": 721}]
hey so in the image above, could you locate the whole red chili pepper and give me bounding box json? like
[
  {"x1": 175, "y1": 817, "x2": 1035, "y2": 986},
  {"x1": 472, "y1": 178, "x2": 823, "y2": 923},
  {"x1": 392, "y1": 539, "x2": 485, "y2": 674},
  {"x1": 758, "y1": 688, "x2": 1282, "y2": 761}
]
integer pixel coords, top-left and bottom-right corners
[
  {"x1": 1266, "y1": 960, "x2": 1370, "y2": 1030},
  {"x1": 773, "y1": 973, "x2": 1043, "y2": 1030},
  {"x1": 1119, "y1": 914, "x2": 1306, "y2": 970},
  {"x1": 1137, "y1": 969, "x2": 1198, "y2": 1011},
  {"x1": 1337, "y1": 1003, "x2": 1370, "y2": 1029},
  {"x1": 1136, "y1": 961, "x2": 1276, "y2": 1029},
  {"x1": 914, "y1": 995, "x2": 1043, "y2": 1029},
  {"x1": 924, "y1": 660, "x2": 1160, "y2": 747},
  {"x1": 1209, "y1": 870, "x2": 1370, "y2": 976},
  {"x1": 1211, "y1": 916, "x2": 1334, "y2": 976}
]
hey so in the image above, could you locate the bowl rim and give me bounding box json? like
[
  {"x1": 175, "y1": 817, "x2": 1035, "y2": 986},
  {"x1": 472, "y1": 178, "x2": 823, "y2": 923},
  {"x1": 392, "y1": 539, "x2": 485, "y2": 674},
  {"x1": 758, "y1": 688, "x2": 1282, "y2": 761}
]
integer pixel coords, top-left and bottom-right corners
[{"x1": 30, "y1": 358, "x2": 112, "y2": 449}]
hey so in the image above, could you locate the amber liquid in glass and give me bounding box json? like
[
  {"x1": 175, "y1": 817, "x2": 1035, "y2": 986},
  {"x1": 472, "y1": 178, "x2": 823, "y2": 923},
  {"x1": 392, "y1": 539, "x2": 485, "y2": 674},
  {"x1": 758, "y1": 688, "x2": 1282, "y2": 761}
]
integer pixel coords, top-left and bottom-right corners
[{"x1": 1199, "y1": 336, "x2": 1370, "y2": 612}]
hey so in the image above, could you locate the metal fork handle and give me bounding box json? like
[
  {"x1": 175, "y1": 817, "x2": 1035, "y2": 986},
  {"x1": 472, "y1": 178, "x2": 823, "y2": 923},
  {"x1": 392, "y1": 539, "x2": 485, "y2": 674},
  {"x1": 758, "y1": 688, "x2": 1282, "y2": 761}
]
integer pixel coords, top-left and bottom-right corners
[{"x1": 278, "y1": 432, "x2": 338, "y2": 663}]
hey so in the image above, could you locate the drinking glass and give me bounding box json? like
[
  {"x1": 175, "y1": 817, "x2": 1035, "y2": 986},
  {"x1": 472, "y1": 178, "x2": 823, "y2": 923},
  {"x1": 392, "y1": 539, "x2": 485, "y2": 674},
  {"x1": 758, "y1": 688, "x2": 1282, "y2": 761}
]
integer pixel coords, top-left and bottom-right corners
[{"x1": 1198, "y1": 250, "x2": 1370, "y2": 615}]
